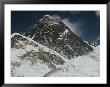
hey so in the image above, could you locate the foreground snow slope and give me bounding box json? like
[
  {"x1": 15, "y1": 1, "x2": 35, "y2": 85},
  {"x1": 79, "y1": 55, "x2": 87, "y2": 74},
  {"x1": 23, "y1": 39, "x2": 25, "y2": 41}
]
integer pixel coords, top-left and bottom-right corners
[
  {"x1": 44, "y1": 46, "x2": 100, "y2": 77},
  {"x1": 11, "y1": 33, "x2": 100, "y2": 77},
  {"x1": 11, "y1": 33, "x2": 65, "y2": 77}
]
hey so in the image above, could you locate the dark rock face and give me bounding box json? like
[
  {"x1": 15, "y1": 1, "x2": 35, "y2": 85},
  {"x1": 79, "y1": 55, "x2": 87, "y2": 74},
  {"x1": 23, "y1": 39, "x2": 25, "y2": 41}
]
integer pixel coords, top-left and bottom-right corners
[{"x1": 21, "y1": 15, "x2": 93, "y2": 59}]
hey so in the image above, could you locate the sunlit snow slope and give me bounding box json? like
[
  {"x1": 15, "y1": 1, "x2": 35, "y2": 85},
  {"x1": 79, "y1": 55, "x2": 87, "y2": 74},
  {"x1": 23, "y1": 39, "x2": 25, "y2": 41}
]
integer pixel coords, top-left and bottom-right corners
[
  {"x1": 11, "y1": 33, "x2": 100, "y2": 77},
  {"x1": 44, "y1": 46, "x2": 100, "y2": 77}
]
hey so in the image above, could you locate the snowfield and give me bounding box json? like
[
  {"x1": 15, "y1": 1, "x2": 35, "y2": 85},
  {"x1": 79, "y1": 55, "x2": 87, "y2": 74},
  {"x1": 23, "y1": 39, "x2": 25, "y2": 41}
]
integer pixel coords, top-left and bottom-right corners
[
  {"x1": 11, "y1": 43, "x2": 100, "y2": 77},
  {"x1": 43, "y1": 46, "x2": 100, "y2": 77}
]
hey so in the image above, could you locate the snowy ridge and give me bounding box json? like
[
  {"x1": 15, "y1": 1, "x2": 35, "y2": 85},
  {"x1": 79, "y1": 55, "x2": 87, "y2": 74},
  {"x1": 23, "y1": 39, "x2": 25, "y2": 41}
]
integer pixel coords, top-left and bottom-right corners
[
  {"x1": 83, "y1": 40, "x2": 94, "y2": 48},
  {"x1": 11, "y1": 15, "x2": 99, "y2": 77},
  {"x1": 11, "y1": 49, "x2": 51, "y2": 77},
  {"x1": 11, "y1": 45, "x2": 100, "y2": 77},
  {"x1": 39, "y1": 15, "x2": 60, "y2": 21},
  {"x1": 11, "y1": 33, "x2": 67, "y2": 61},
  {"x1": 11, "y1": 33, "x2": 67, "y2": 76},
  {"x1": 39, "y1": 15, "x2": 60, "y2": 25},
  {"x1": 11, "y1": 33, "x2": 21, "y2": 38},
  {"x1": 11, "y1": 33, "x2": 65, "y2": 76},
  {"x1": 11, "y1": 33, "x2": 100, "y2": 77}
]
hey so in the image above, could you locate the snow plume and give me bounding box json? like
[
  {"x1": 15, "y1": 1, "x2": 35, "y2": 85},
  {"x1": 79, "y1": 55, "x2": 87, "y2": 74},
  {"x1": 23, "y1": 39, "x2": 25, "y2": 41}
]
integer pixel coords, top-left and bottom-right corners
[
  {"x1": 62, "y1": 18, "x2": 83, "y2": 37},
  {"x1": 51, "y1": 14, "x2": 61, "y2": 20},
  {"x1": 96, "y1": 36, "x2": 100, "y2": 40},
  {"x1": 51, "y1": 14, "x2": 83, "y2": 37}
]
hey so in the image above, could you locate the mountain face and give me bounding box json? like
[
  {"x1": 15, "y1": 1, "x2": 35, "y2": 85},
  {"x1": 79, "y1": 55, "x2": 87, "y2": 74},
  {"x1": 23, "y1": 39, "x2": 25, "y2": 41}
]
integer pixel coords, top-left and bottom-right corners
[
  {"x1": 11, "y1": 33, "x2": 65, "y2": 69},
  {"x1": 11, "y1": 15, "x2": 100, "y2": 77},
  {"x1": 11, "y1": 33, "x2": 100, "y2": 77},
  {"x1": 21, "y1": 15, "x2": 93, "y2": 59}
]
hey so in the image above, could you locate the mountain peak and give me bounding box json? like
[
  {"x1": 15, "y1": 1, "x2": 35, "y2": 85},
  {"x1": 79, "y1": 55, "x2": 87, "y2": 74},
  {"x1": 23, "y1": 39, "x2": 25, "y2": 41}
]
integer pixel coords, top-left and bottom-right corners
[
  {"x1": 42, "y1": 15, "x2": 60, "y2": 20},
  {"x1": 43, "y1": 15, "x2": 52, "y2": 18},
  {"x1": 22, "y1": 15, "x2": 93, "y2": 59},
  {"x1": 39, "y1": 15, "x2": 60, "y2": 25}
]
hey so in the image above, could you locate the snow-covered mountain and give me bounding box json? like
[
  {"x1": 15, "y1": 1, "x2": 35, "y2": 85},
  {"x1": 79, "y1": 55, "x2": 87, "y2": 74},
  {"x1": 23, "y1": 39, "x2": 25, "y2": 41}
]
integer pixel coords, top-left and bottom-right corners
[
  {"x1": 11, "y1": 33, "x2": 66, "y2": 70},
  {"x1": 11, "y1": 15, "x2": 100, "y2": 77},
  {"x1": 11, "y1": 33, "x2": 100, "y2": 77},
  {"x1": 43, "y1": 45, "x2": 100, "y2": 77},
  {"x1": 21, "y1": 15, "x2": 93, "y2": 59}
]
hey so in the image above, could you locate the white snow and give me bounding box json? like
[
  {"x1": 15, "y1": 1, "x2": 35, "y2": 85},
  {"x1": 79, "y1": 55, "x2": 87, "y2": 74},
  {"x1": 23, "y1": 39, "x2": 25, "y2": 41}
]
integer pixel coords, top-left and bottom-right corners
[
  {"x1": 44, "y1": 46, "x2": 100, "y2": 77},
  {"x1": 12, "y1": 60, "x2": 51, "y2": 77},
  {"x1": 11, "y1": 33, "x2": 100, "y2": 77},
  {"x1": 60, "y1": 29, "x2": 69, "y2": 37},
  {"x1": 39, "y1": 15, "x2": 59, "y2": 25},
  {"x1": 11, "y1": 33, "x2": 66, "y2": 77},
  {"x1": 11, "y1": 33, "x2": 65, "y2": 60},
  {"x1": 32, "y1": 34, "x2": 35, "y2": 39},
  {"x1": 11, "y1": 33, "x2": 21, "y2": 38},
  {"x1": 11, "y1": 48, "x2": 51, "y2": 77}
]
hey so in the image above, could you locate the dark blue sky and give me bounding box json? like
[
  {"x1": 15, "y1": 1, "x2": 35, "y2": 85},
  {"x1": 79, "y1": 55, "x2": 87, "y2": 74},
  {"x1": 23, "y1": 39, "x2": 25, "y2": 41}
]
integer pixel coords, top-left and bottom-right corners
[{"x1": 11, "y1": 11, "x2": 100, "y2": 43}]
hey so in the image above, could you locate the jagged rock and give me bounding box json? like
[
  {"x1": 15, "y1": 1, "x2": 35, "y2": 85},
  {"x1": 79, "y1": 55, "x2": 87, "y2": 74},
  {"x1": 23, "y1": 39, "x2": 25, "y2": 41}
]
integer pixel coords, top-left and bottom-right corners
[
  {"x1": 92, "y1": 40, "x2": 100, "y2": 47},
  {"x1": 22, "y1": 15, "x2": 93, "y2": 59}
]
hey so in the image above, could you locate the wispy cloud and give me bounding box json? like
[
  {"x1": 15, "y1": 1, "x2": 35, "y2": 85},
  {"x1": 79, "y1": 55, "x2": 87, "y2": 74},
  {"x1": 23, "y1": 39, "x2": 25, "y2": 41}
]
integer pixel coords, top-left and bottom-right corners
[
  {"x1": 62, "y1": 18, "x2": 83, "y2": 37},
  {"x1": 96, "y1": 36, "x2": 100, "y2": 40},
  {"x1": 51, "y1": 14, "x2": 61, "y2": 20},
  {"x1": 52, "y1": 14, "x2": 83, "y2": 37}
]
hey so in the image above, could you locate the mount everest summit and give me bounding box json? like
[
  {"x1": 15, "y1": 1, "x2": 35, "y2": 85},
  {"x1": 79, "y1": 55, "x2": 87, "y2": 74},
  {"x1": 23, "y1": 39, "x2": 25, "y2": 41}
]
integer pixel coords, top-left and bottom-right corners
[{"x1": 11, "y1": 15, "x2": 100, "y2": 77}]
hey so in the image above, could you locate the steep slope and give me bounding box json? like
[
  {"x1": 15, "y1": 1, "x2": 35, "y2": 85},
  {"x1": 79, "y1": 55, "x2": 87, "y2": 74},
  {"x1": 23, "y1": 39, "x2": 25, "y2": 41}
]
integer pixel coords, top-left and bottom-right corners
[
  {"x1": 11, "y1": 33, "x2": 65, "y2": 74},
  {"x1": 22, "y1": 15, "x2": 93, "y2": 59},
  {"x1": 11, "y1": 15, "x2": 100, "y2": 77},
  {"x1": 11, "y1": 34, "x2": 100, "y2": 77}
]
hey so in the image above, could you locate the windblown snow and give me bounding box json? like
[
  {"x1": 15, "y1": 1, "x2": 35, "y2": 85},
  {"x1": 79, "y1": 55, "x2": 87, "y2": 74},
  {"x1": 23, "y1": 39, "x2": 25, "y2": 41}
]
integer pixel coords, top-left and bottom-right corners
[{"x1": 11, "y1": 33, "x2": 100, "y2": 77}]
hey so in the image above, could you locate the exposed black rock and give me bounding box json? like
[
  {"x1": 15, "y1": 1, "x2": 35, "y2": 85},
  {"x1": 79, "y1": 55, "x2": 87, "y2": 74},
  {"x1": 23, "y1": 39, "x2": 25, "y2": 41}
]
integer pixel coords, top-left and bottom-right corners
[{"x1": 21, "y1": 15, "x2": 93, "y2": 59}]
